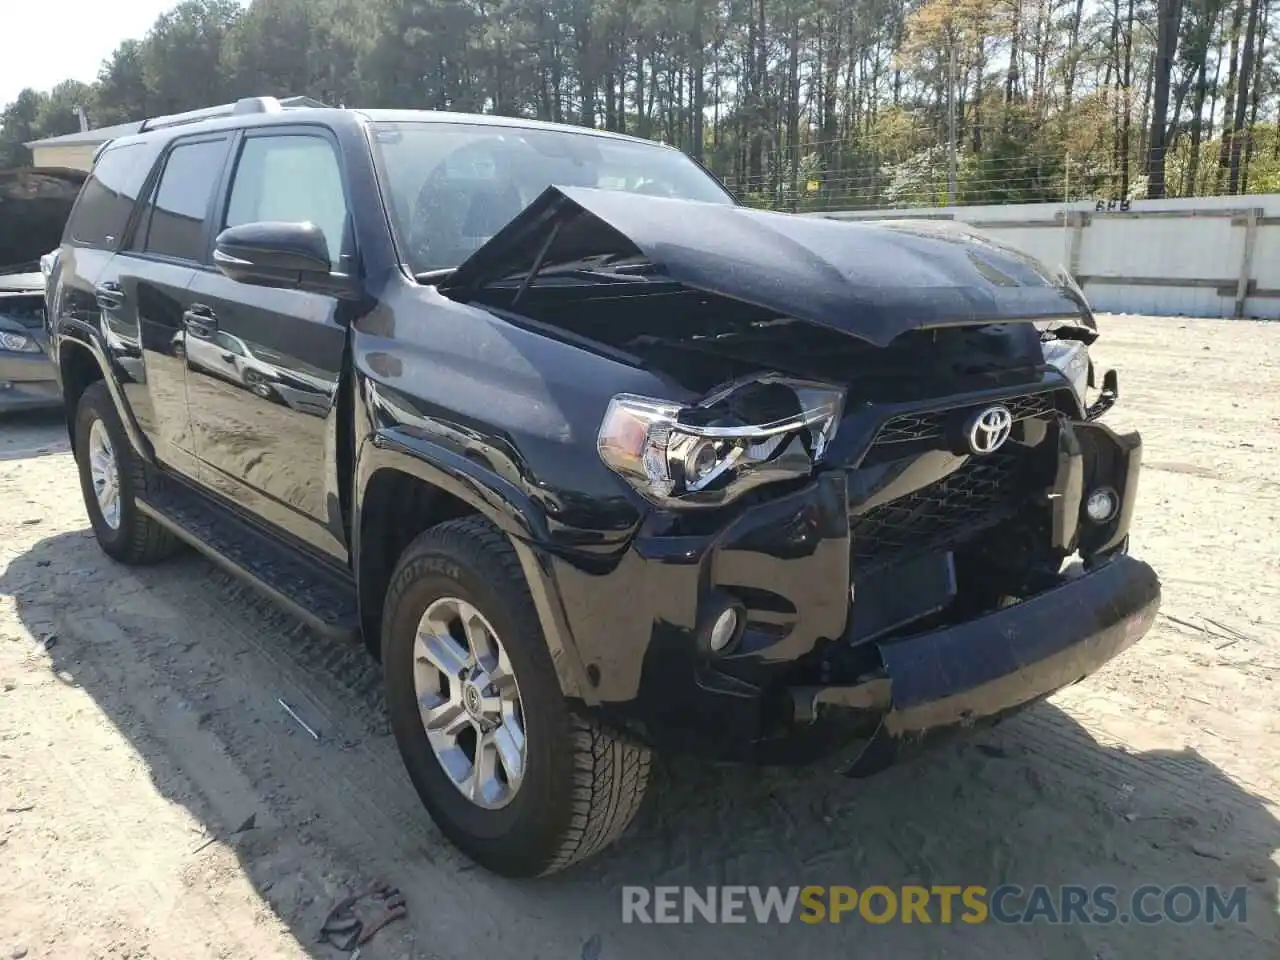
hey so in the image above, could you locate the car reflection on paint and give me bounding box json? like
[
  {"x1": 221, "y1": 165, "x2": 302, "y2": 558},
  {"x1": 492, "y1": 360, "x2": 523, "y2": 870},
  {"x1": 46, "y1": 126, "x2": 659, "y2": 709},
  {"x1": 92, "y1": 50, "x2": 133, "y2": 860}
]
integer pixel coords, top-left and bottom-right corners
[{"x1": 178, "y1": 326, "x2": 333, "y2": 416}]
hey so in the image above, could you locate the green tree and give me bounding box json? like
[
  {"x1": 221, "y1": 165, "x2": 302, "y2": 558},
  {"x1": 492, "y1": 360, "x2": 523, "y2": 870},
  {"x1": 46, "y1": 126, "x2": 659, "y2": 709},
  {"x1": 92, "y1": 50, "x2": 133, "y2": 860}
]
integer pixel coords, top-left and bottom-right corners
[
  {"x1": 141, "y1": 0, "x2": 244, "y2": 115},
  {"x1": 94, "y1": 40, "x2": 152, "y2": 125},
  {"x1": 0, "y1": 89, "x2": 44, "y2": 168},
  {"x1": 35, "y1": 80, "x2": 97, "y2": 138},
  {"x1": 3, "y1": 0, "x2": 1279, "y2": 201}
]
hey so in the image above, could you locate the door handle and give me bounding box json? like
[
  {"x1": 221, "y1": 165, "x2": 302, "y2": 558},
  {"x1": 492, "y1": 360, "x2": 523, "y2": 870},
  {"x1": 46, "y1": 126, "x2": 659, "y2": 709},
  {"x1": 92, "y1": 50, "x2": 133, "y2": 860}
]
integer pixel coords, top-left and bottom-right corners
[
  {"x1": 94, "y1": 282, "x2": 125, "y2": 309},
  {"x1": 182, "y1": 306, "x2": 217, "y2": 339}
]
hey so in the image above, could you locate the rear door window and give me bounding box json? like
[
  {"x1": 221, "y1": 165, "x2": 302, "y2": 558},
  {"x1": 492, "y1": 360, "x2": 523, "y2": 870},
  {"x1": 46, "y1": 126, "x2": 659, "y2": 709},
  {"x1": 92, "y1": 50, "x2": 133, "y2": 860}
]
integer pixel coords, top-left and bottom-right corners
[
  {"x1": 136, "y1": 136, "x2": 232, "y2": 263},
  {"x1": 66, "y1": 142, "x2": 156, "y2": 249}
]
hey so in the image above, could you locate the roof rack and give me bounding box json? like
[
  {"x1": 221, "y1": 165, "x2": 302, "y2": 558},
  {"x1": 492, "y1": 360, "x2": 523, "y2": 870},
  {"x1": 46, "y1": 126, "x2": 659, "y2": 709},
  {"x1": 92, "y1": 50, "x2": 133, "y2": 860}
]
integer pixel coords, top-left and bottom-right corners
[{"x1": 137, "y1": 95, "x2": 328, "y2": 133}]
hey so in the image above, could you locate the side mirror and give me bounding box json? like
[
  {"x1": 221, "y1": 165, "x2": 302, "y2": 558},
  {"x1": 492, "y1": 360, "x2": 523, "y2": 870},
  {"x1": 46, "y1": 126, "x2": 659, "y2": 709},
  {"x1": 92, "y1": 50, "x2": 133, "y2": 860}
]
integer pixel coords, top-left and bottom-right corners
[{"x1": 214, "y1": 221, "x2": 341, "y2": 292}]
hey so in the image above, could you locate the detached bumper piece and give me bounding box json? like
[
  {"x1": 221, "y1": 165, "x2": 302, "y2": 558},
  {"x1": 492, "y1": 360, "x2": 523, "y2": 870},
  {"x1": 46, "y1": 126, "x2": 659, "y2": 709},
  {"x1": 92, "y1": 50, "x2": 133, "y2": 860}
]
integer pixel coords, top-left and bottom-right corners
[
  {"x1": 1085, "y1": 367, "x2": 1120, "y2": 421},
  {"x1": 794, "y1": 554, "x2": 1160, "y2": 777}
]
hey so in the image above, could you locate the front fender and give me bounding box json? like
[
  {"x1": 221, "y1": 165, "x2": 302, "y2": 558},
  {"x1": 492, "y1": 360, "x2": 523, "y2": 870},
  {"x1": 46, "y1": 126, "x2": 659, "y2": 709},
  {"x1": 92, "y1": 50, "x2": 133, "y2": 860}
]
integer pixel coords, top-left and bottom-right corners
[
  {"x1": 56, "y1": 323, "x2": 155, "y2": 464},
  {"x1": 353, "y1": 429, "x2": 596, "y2": 702}
]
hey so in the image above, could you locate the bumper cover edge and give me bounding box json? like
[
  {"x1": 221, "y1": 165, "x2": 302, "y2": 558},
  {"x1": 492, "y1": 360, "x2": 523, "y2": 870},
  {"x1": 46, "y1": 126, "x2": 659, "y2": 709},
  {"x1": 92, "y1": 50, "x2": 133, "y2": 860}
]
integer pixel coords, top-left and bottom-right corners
[{"x1": 798, "y1": 554, "x2": 1160, "y2": 777}]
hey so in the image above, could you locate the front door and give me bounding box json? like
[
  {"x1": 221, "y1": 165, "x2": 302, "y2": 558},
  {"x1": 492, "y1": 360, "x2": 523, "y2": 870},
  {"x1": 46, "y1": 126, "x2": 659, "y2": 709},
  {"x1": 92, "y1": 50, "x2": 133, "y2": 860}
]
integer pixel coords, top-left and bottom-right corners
[{"x1": 184, "y1": 128, "x2": 352, "y2": 561}]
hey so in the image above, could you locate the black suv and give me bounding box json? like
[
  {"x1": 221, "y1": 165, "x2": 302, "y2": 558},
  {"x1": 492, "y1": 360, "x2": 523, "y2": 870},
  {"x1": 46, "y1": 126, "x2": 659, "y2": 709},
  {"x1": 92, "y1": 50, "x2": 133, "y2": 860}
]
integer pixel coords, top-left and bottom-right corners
[{"x1": 45, "y1": 96, "x2": 1161, "y2": 878}]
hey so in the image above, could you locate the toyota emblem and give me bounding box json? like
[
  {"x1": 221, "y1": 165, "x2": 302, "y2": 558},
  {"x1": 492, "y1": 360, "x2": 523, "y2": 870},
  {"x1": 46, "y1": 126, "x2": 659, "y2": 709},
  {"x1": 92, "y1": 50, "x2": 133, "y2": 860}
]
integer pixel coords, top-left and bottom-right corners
[{"x1": 965, "y1": 404, "x2": 1013, "y2": 455}]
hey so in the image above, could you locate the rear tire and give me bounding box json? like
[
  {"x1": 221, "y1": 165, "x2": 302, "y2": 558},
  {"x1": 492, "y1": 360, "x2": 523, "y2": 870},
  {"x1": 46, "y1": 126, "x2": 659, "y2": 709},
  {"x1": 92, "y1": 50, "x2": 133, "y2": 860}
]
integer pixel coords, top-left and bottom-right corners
[
  {"x1": 73, "y1": 381, "x2": 180, "y2": 565},
  {"x1": 382, "y1": 516, "x2": 651, "y2": 877}
]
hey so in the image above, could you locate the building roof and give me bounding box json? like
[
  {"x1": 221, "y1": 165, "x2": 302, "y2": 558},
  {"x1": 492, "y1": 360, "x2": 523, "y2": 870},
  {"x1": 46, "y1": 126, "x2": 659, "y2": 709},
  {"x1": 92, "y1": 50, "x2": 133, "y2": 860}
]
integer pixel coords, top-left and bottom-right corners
[{"x1": 25, "y1": 120, "x2": 143, "y2": 149}]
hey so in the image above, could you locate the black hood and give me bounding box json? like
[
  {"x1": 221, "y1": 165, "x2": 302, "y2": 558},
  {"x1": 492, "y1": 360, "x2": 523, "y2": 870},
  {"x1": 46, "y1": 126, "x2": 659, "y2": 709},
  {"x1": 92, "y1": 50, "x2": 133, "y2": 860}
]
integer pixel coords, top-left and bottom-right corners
[
  {"x1": 444, "y1": 185, "x2": 1091, "y2": 348},
  {"x1": 0, "y1": 167, "x2": 86, "y2": 273}
]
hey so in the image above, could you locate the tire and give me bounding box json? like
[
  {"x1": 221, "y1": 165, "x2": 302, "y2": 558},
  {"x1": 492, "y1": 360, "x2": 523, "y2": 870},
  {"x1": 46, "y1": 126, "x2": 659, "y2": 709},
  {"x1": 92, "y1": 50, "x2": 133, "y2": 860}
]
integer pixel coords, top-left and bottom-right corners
[
  {"x1": 73, "y1": 381, "x2": 180, "y2": 565},
  {"x1": 382, "y1": 516, "x2": 651, "y2": 877},
  {"x1": 243, "y1": 368, "x2": 276, "y2": 401}
]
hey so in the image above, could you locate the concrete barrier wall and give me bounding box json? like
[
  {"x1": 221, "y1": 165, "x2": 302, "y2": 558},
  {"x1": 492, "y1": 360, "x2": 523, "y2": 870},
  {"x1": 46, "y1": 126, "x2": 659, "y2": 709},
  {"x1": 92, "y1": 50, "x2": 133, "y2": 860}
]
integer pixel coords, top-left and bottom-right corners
[{"x1": 816, "y1": 194, "x2": 1280, "y2": 320}]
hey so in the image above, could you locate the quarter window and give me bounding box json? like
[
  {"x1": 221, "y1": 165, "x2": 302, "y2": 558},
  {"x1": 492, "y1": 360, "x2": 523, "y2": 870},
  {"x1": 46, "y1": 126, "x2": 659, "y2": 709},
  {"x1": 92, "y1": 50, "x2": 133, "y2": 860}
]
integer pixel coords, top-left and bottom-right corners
[
  {"x1": 224, "y1": 135, "x2": 348, "y2": 267},
  {"x1": 140, "y1": 137, "x2": 231, "y2": 262},
  {"x1": 67, "y1": 142, "x2": 155, "y2": 248}
]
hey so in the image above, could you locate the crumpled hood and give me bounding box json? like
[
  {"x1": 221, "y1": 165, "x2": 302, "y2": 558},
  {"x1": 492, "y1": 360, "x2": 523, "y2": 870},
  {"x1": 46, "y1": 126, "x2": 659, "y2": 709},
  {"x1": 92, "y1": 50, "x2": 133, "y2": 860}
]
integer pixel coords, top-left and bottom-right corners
[
  {"x1": 444, "y1": 185, "x2": 1092, "y2": 348},
  {"x1": 0, "y1": 167, "x2": 85, "y2": 273}
]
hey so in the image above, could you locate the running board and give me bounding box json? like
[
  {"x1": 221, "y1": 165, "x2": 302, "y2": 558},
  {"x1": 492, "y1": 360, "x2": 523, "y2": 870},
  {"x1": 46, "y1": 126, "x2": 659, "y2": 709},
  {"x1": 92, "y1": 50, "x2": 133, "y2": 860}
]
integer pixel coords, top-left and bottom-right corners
[{"x1": 136, "y1": 478, "x2": 361, "y2": 642}]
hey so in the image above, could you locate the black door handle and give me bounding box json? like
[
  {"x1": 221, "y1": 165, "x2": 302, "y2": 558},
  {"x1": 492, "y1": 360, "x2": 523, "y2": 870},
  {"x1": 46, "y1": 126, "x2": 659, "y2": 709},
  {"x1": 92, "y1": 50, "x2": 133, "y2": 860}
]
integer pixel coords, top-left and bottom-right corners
[
  {"x1": 94, "y1": 282, "x2": 125, "y2": 309},
  {"x1": 182, "y1": 305, "x2": 217, "y2": 339}
]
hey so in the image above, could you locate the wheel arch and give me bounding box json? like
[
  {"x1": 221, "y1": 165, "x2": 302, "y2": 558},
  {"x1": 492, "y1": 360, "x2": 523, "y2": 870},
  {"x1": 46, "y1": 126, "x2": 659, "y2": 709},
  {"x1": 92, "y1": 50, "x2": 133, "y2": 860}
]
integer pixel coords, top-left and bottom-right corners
[
  {"x1": 353, "y1": 432, "x2": 593, "y2": 701},
  {"x1": 56, "y1": 329, "x2": 153, "y2": 463}
]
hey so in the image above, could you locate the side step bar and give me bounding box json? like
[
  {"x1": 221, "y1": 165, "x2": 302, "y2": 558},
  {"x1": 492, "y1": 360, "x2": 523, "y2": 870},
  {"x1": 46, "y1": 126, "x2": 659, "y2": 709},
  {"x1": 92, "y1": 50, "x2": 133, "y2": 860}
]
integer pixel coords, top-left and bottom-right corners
[{"x1": 137, "y1": 478, "x2": 361, "y2": 642}]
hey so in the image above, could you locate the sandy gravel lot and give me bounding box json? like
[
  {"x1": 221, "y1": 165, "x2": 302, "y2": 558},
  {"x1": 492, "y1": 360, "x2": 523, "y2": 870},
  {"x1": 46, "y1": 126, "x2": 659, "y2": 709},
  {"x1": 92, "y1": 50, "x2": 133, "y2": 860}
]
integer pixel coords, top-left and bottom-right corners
[{"x1": 0, "y1": 314, "x2": 1277, "y2": 959}]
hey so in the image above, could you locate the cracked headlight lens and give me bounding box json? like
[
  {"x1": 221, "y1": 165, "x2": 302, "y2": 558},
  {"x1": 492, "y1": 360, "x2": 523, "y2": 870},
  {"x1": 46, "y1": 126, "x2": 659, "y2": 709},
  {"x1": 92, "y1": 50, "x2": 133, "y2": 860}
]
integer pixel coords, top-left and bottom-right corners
[
  {"x1": 597, "y1": 375, "x2": 845, "y2": 508},
  {"x1": 1043, "y1": 338, "x2": 1090, "y2": 411}
]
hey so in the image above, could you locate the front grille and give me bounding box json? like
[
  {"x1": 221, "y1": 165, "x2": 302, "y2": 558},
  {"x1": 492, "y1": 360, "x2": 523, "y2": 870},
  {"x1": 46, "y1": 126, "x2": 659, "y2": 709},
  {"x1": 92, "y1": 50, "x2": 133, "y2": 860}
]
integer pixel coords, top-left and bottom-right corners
[
  {"x1": 871, "y1": 392, "x2": 1055, "y2": 447},
  {"x1": 849, "y1": 452, "x2": 1025, "y2": 572}
]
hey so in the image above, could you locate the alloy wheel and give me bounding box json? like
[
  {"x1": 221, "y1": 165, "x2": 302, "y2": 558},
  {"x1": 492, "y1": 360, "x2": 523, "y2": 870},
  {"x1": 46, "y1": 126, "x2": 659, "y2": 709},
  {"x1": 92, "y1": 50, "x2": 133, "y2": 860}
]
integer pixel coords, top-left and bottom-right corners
[
  {"x1": 413, "y1": 597, "x2": 527, "y2": 809},
  {"x1": 87, "y1": 419, "x2": 121, "y2": 530}
]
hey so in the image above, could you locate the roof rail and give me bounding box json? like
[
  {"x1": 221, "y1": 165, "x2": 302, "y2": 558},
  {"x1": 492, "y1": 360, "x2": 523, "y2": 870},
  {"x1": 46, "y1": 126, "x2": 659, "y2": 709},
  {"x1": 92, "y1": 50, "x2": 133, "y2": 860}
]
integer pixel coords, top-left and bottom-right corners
[
  {"x1": 137, "y1": 95, "x2": 327, "y2": 133},
  {"x1": 91, "y1": 141, "x2": 112, "y2": 165}
]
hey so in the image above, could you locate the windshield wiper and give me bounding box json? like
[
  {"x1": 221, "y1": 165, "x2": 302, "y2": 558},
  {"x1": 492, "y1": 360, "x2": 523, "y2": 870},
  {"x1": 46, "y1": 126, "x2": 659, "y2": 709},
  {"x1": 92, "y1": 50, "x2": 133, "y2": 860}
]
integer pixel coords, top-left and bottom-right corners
[
  {"x1": 414, "y1": 268, "x2": 456, "y2": 286},
  {"x1": 532, "y1": 257, "x2": 654, "y2": 279},
  {"x1": 511, "y1": 221, "x2": 562, "y2": 309}
]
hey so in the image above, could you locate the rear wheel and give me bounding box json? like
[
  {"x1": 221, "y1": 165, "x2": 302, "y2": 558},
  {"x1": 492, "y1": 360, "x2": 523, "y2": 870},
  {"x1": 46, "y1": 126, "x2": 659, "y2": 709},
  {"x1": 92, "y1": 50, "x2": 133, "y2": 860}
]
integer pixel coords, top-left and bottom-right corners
[
  {"x1": 382, "y1": 516, "x2": 651, "y2": 877},
  {"x1": 73, "y1": 382, "x2": 179, "y2": 564}
]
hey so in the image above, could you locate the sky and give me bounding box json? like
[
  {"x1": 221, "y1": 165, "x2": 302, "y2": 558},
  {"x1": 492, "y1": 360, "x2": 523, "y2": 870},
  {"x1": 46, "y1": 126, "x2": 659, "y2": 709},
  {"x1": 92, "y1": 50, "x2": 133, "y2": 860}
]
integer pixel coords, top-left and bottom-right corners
[{"x1": 0, "y1": 0, "x2": 198, "y2": 107}]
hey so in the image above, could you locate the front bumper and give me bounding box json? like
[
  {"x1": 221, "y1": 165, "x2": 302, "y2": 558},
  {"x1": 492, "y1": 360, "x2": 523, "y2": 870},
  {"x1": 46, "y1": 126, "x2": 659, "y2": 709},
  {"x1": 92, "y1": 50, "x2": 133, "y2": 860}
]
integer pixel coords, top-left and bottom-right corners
[
  {"x1": 534, "y1": 412, "x2": 1157, "y2": 767},
  {"x1": 0, "y1": 350, "x2": 60, "y2": 411},
  {"x1": 793, "y1": 553, "x2": 1159, "y2": 776}
]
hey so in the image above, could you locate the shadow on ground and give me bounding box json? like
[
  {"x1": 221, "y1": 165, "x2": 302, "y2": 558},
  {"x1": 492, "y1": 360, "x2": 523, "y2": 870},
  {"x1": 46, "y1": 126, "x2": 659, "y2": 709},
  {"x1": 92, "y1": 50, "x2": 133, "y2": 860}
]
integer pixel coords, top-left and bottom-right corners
[{"x1": 2, "y1": 529, "x2": 1277, "y2": 960}]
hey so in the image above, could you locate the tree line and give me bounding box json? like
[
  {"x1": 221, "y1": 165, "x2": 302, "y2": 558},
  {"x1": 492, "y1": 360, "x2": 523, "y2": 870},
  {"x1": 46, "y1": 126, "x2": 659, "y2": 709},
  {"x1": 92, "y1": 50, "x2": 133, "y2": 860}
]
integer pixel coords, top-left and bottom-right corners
[{"x1": 1, "y1": 0, "x2": 1277, "y2": 210}]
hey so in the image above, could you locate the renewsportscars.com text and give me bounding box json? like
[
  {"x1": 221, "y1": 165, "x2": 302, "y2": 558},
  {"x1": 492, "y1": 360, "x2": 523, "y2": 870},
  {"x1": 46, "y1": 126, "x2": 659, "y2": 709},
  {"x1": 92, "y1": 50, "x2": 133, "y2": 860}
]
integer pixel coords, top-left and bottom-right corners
[{"x1": 621, "y1": 884, "x2": 1249, "y2": 925}]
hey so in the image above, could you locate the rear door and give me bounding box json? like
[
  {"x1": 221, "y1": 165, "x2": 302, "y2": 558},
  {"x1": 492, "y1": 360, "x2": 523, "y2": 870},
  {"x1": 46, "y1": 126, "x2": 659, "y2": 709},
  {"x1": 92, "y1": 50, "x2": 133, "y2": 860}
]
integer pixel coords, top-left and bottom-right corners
[
  {"x1": 184, "y1": 126, "x2": 352, "y2": 561},
  {"x1": 111, "y1": 133, "x2": 234, "y2": 475},
  {"x1": 51, "y1": 140, "x2": 159, "y2": 422}
]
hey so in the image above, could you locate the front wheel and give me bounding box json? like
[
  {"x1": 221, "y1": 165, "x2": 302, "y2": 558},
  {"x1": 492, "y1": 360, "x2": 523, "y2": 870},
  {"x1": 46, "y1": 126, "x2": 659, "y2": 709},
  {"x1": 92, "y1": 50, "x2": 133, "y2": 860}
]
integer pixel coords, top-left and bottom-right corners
[
  {"x1": 382, "y1": 516, "x2": 651, "y2": 877},
  {"x1": 243, "y1": 368, "x2": 276, "y2": 400}
]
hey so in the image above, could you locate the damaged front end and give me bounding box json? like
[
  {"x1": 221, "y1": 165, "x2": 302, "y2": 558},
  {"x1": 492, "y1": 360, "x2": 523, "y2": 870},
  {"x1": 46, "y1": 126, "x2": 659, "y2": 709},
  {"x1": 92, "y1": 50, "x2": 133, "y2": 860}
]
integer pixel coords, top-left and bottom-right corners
[
  {"x1": 0, "y1": 168, "x2": 81, "y2": 410},
  {"x1": 438, "y1": 187, "x2": 1160, "y2": 772}
]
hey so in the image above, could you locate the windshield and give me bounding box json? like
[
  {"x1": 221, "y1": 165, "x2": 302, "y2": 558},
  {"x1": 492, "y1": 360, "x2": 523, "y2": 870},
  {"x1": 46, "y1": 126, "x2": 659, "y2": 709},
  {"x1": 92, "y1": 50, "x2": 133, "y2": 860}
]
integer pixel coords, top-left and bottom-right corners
[{"x1": 369, "y1": 120, "x2": 735, "y2": 276}]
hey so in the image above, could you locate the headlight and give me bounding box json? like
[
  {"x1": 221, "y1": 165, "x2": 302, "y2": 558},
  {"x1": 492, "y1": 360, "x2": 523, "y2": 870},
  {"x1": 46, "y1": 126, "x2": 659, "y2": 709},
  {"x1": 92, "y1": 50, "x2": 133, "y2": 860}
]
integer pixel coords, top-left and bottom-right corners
[
  {"x1": 597, "y1": 374, "x2": 845, "y2": 508},
  {"x1": 1042, "y1": 338, "x2": 1090, "y2": 410},
  {"x1": 0, "y1": 331, "x2": 40, "y2": 353}
]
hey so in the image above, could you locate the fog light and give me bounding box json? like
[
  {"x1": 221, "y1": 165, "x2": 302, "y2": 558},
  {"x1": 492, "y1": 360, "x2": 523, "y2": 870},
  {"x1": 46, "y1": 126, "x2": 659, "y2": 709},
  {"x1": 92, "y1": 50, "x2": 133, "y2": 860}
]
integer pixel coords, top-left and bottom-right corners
[
  {"x1": 1085, "y1": 487, "x2": 1118, "y2": 523},
  {"x1": 708, "y1": 607, "x2": 741, "y2": 653}
]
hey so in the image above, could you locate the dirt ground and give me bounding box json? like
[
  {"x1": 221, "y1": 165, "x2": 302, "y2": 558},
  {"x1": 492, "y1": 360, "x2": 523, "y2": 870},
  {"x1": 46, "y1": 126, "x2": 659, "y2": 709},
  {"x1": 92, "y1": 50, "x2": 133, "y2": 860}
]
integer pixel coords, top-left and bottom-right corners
[{"x1": 1, "y1": 314, "x2": 1277, "y2": 960}]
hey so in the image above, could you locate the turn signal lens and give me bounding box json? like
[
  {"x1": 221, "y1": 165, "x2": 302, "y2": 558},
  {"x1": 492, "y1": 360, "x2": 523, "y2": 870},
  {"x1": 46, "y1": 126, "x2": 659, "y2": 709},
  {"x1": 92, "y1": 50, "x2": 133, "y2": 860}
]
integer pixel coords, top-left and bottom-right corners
[{"x1": 1042, "y1": 338, "x2": 1090, "y2": 411}]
